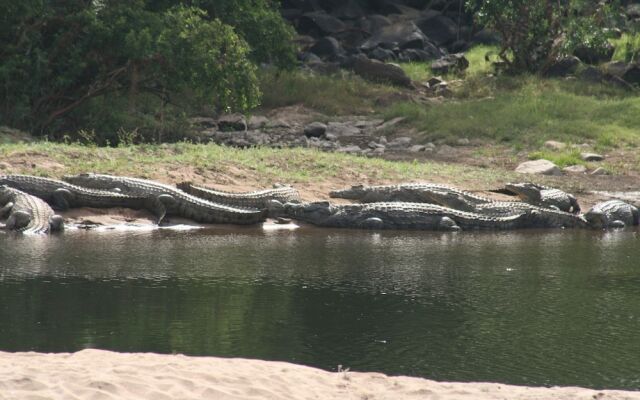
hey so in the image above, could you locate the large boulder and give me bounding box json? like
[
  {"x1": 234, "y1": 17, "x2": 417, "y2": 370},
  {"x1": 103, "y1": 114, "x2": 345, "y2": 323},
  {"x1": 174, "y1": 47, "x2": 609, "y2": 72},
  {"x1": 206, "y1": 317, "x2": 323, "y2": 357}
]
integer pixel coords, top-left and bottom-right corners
[
  {"x1": 515, "y1": 159, "x2": 562, "y2": 176},
  {"x1": 358, "y1": 14, "x2": 392, "y2": 35},
  {"x1": 331, "y1": 0, "x2": 368, "y2": 19},
  {"x1": 345, "y1": 55, "x2": 413, "y2": 88},
  {"x1": 298, "y1": 12, "x2": 346, "y2": 37},
  {"x1": 309, "y1": 36, "x2": 344, "y2": 60},
  {"x1": 416, "y1": 15, "x2": 459, "y2": 46},
  {"x1": 573, "y1": 43, "x2": 614, "y2": 64}
]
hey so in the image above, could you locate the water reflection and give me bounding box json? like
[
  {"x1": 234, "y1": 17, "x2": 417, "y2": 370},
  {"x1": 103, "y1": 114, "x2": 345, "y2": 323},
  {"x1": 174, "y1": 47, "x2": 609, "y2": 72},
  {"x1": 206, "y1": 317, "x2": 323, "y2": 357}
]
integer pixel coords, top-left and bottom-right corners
[{"x1": 0, "y1": 228, "x2": 639, "y2": 389}]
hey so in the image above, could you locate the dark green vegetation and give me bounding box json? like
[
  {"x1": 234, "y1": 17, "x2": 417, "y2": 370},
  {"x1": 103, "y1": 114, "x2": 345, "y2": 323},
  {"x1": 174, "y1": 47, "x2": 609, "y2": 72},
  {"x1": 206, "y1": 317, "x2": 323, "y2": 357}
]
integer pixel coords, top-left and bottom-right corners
[
  {"x1": 2, "y1": 229, "x2": 640, "y2": 389},
  {"x1": 0, "y1": 0, "x2": 294, "y2": 141}
]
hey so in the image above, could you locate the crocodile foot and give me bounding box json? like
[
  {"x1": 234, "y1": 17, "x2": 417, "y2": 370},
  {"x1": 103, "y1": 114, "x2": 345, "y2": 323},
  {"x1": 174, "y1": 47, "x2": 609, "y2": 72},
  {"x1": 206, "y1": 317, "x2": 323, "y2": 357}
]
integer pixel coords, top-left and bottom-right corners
[{"x1": 6, "y1": 210, "x2": 31, "y2": 230}]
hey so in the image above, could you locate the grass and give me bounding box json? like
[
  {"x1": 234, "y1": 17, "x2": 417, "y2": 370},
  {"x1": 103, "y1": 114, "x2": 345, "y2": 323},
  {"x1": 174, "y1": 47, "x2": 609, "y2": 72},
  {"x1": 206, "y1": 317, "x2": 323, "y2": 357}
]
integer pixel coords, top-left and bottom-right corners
[
  {"x1": 383, "y1": 75, "x2": 640, "y2": 147},
  {"x1": 400, "y1": 45, "x2": 499, "y2": 82},
  {"x1": 258, "y1": 68, "x2": 393, "y2": 115},
  {"x1": 527, "y1": 149, "x2": 585, "y2": 168},
  {"x1": 0, "y1": 141, "x2": 517, "y2": 188}
]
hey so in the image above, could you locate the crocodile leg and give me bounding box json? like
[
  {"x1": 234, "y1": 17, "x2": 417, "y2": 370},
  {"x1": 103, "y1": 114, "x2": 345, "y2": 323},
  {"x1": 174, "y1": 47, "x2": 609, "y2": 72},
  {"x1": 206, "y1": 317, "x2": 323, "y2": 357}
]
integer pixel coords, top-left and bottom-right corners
[
  {"x1": 146, "y1": 194, "x2": 177, "y2": 224},
  {"x1": 0, "y1": 201, "x2": 14, "y2": 218},
  {"x1": 49, "y1": 215, "x2": 65, "y2": 231},
  {"x1": 6, "y1": 210, "x2": 31, "y2": 230},
  {"x1": 52, "y1": 188, "x2": 73, "y2": 210}
]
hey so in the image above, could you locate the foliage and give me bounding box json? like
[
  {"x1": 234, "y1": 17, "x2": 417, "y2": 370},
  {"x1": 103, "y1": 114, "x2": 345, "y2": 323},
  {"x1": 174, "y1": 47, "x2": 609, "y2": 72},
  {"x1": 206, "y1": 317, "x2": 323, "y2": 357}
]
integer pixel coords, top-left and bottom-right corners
[
  {"x1": 258, "y1": 69, "x2": 393, "y2": 115},
  {"x1": 196, "y1": 0, "x2": 296, "y2": 69},
  {"x1": 0, "y1": 1, "x2": 269, "y2": 139},
  {"x1": 611, "y1": 33, "x2": 640, "y2": 63},
  {"x1": 467, "y1": 0, "x2": 620, "y2": 73}
]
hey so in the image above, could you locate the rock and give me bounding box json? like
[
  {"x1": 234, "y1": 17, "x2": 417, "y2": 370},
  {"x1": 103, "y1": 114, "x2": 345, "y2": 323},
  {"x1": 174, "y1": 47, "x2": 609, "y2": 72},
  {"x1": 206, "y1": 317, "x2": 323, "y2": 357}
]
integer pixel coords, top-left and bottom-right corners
[
  {"x1": 515, "y1": 159, "x2": 562, "y2": 176},
  {"x1": 410, "y1": 144, "x2": 426, "y2": 152},
  {"x1": 0, "y1": 162, "x2": 11, "y2": 170},
  {"x1": 431, "y1": 53, "x2": 469, "y2": 74},
  {"x1": 368, "y1": 47, "x2": 397, "y2": 62},
  {"x1": 472, "y1": 29, "x2": 501, "y2": 45},
  {"x1": 563, "y1": 165, "x2": 587, "y2": 174},
  {"x1": 627, "y1": 3, "x2": 640, "y2": 18},
  {"x1": 299, "y1": 51, "x2": 323, "y2": 64},
  {"x1": 372, "y1": 147, "x2": 385, "y2": 155},
  {"x1": 326, "y1": 122, "x2": 360, "y2": 137},
  {"x1": 358, "y1": 14, "x2": 392, "y2": 34},
  {"x1": 376, "y1": 117, "x2": 406, "y2": 131},
  {"x1": 425, "y1": 142, "x2": 436, "y2": 149},
  {"x1": 398, "y1": 48, "x2": 442, "y2": 62},
  {"x1": 265, "y1": 119, "x2": 291, "y2": 129},
  {"x1": 324, "y1": 133, "x2": 338, "y2": 141},
  {"x1": 248, "y1": 116, "x2": 269, "y2": 130},
  {"x1": 590, "y1": 167, "x2": 609, "y2": 176},
  {"x1": 544, "y1": 56, "x2": 581, "y2": 77},
  {"x1": 456, "y1": 138, "x2": 470, "y2": 146},
  {"x1": 581, "y1": 152, "x2": 604, "y2": 162},
  {"x1": 579, "y1": 66, "x2": 605, "y2": 83},
  {"x1": 309, "y1": 36, "x2": 344, "y2": 60},
  {"x1": 332, "y1": 0, "x2": 368, "y2": 19},
  {"x1": 345, "y1": 55, "x2": 413, "y2": 88},
  {"x1": 602, "y1": 61, "x2": 628, "y2": 77},
  {"x1": 544, "y1": 140, "x2": 567, "y2": 151},
  {"x1": 361, "y1": 22, "x2": 437, "y2": 52},
  {"x1": 622, "y1": 63, "x2": 640, "y2": 85},
  {"x1": 386, "y1": 136, "x2": 412, "y2": 149},
  {"x1": 298, "y1": 12, "x2": 346, "y2": 37},
  {"x1": 245, "y1": 131, "x2": 271, "y2": 145},
  {"x1": 217, "y1": 114, "x2": 247, "y2": 132},
  {"x1": 416, "y1": 15, "x2": 459, "y2": 46},
  {"x1": 304, "y1": 122, "x2": 327, "y2": 138},
  {"x1": 337, "y1": 145, "x2": 362, "y2": 154},
  {"x1": 188, "y1": 117, "x2": 217, "y2": 128}
]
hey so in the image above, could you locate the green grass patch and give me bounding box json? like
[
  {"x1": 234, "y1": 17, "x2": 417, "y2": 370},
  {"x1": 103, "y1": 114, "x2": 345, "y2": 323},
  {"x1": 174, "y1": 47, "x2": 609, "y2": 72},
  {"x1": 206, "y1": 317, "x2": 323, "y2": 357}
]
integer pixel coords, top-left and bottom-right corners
[
  {"x1": 0, "y1": 142, "x2": 516, "y2": 188},
  {"x1": 383, "y1": 75, "x2": 640, "y2": 147},
  {"x1": 400, "y1": 45, "x2": 499, "y2": 82},
  {"x1": 258, "y1": 68, "x2": 393, "y2": 115},
  {"x1": 527, "y1": 149, "x2": 584, "y2": 168}
]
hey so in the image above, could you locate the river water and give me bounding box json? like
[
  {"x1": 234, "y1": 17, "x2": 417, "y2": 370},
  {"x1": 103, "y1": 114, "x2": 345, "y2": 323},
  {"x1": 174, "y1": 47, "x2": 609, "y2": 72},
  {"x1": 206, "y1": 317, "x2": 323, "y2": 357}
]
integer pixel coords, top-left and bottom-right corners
[{"x1": 1, "y1": 227, "x2": 639, "y2": 389}]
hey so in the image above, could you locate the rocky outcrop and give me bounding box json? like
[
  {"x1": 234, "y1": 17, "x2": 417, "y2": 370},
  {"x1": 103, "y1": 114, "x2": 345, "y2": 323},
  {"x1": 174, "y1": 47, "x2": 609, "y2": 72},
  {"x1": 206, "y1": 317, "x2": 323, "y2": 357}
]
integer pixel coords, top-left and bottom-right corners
[{"x1": 344, "y1": 55, "x2": 413, "y2": 87}]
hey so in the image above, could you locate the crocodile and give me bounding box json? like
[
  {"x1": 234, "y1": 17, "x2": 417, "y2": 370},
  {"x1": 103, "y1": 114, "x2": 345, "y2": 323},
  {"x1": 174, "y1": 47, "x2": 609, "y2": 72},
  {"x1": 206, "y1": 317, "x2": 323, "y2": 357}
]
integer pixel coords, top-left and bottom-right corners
[
  {"x1": 62, "y1": 173, "x2": 267, "y2": 225},
  {"x1": 419, "y1": 189, "x2": 588, "y2": 229},
  {"x1": 0, "y1": 185, "x2": 64, "y2": 234},
  {"x1": 0, "y1": 174, "x2": 160, "y2": 215},
  {"x1": 504, "y1": 182, "x2": 580, "y2": 213},
  {"x1": 329, "y1": 183, "x2": 494, "y2": 205},
  {"x1": 176, "y1": 181, "x2": 300, "y2": 209},
  {"x1": 584, "y1": 200, "x2": 639, "y2": 229},
  {"x1": 270, "y1": 201, "x2": 527, "y2": 231}
]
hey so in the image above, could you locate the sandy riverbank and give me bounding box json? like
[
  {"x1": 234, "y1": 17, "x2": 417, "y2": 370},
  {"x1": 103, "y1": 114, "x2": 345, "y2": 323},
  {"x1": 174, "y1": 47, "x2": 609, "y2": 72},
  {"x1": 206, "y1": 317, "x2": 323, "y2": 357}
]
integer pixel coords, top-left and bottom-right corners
[{"x1": 0, "y1": 349, "x2": 638, "y2": 400}]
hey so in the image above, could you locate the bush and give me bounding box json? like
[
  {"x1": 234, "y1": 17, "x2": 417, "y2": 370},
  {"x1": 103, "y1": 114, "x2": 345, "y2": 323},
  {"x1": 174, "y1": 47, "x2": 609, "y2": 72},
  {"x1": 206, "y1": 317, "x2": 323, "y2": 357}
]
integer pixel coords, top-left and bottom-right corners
[
  {"x1": 467, "y1": 0, "x2": 620, "y2": 73},
  {"x1": 0, "y1": 1, "x2": 292, "y2": 140}
]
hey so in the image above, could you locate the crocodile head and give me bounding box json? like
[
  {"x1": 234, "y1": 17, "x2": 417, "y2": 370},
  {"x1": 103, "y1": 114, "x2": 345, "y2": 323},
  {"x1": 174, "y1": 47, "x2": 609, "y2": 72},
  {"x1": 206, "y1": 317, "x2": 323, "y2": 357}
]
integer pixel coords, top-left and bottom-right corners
[
  {"x1": 329, "y1": 185, "x2": 367, "y2": 199},
  {"x1": 284, "y1": 201, "x2": 332, "y2": 222},
  {"x1": 504, "y1": 182, "x2": 542, "y2": 202},
  {"x1": 423, "y1": 189, "x2": 477, "y2": 212}
]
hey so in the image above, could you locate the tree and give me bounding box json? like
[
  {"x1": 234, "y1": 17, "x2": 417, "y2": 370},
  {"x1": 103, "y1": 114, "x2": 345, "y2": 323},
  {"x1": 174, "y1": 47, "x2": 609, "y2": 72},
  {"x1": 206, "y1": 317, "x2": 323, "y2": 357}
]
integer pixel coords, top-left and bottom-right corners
[
  {"x1": 0, "y1": 1, "x2": 268, "y2": 138},
  {"x1": 467, "y1": 0, "x2": 620, "y2": 73}
]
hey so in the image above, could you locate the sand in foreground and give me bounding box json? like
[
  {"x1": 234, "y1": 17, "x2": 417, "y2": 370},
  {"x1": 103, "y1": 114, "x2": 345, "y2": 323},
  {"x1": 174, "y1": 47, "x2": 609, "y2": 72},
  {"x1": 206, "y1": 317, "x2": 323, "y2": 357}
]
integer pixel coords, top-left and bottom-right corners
[{"x1": 0, "y1": 350, "x2": 638, "y2": 400}]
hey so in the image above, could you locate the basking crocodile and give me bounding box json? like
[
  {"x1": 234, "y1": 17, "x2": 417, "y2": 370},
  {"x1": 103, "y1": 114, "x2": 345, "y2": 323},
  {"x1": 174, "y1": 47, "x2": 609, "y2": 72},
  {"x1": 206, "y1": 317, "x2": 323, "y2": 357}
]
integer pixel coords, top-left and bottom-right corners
[
  {"x1": 329, "y1": 183, "x2": 493, "y2": 205},
  {"x1": 584, "y1": 200, "x2": 639, "y2": 229},
  {"x1": 63, "y1": 173, "x2": 267, "y2": 225},
  {"x1": 0, "y1": 185, "x2": 64, "y2": 234},
  {"x1": 270, "y1": 201, "x2": 527, "y2": 231},
  {"x1": 0, "y1": 174, "x2": 156, "y2": 213},
  {"x1": 504, "y1": 182, "x2": 580, "y2": 213},
  {"x1": 176, "y1": 181, "x2": 300, "y2": 209},
  {"x1": 420, "y1": 190, "x2": 588, "y2": 229}
]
